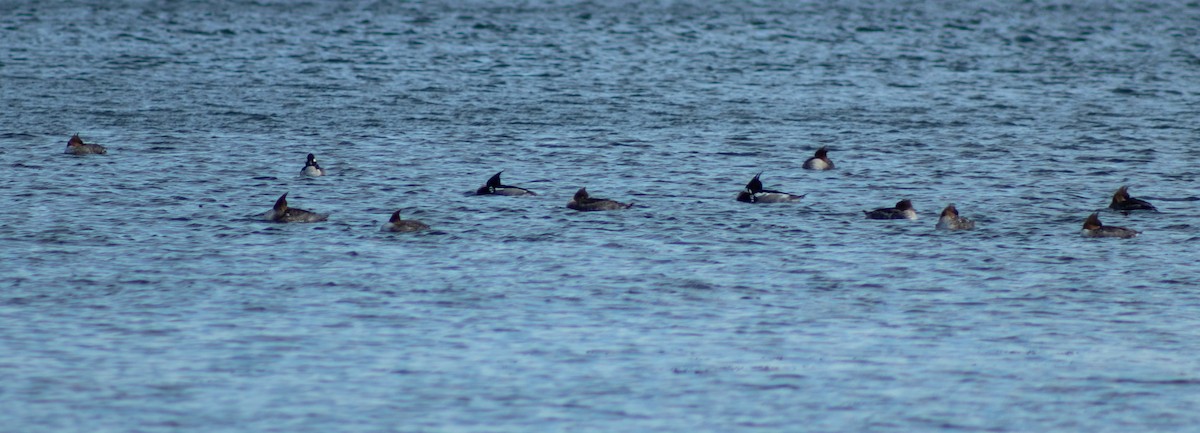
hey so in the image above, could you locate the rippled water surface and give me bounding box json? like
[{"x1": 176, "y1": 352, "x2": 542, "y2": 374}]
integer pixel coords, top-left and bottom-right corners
[{"x1": 4, "y1": 1, "x2": 1200, "y2": 431}]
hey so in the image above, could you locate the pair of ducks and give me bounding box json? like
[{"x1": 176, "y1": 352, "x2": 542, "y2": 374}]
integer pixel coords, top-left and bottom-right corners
[
  {"x1": 475, "y1": 170, "x2": 634, "y2": 211},
  {"x1": 65, "y1": 135, "x2": 322, "y2": 170},
  {"x1": 473, "y1": 170, "x2": 634, "y2": 211},
  {"x1": 264, "y1": 193, "x2": 429, "y2": 232},
  {"x1": 1082, "y1": 186, "x2": 1156, "y2": 238},
  {"x1": 733, "y1": 146, "x2": 835, "y2": 203},
  {"x1": 862, "y1": 199, "x2": 976, "y2": 230}
]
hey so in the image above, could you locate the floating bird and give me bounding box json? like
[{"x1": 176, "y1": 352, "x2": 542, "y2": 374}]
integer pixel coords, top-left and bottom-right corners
[
  {"x1": 64, "y1": 133, "x2": 106, "y2": 155},
  {"x1": 935, "y1": 204, "x2": 975, "y2": 230},
  {"x1": 567, "y1": 188, "x2": 633, "y2": 211},
  {"x1": 264, "y1": 193, "x2": 328, "y2": 223},
  {"x1": 802, "y1": 146, "x2": 834, "y2": 170},
  {"x1": 1081, "y1": 212, "x2": 1138, "y2": 238},
  {"x1": 1108, "y1": 186, "x2": 1156, "y2": 212},
  {"x1": 301, "y1": 153, "x2": 326, "y2": 176},
  {"x1": 475, "y1": 171, "x2": 536, "y2": 196},
  {"x1": 381, "y1": 209, "x2": 429, "y2": 232},
  {"x1": 864, "y1": 199, "x2": 917, "y2": 220},
  {"x1": 736, "y1": 173, "x2": 805, "y2": 203}
]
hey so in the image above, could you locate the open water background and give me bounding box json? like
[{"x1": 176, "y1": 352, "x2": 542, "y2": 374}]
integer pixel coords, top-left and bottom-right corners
[{"x1": 3, "y1": 0, "x2": 1200, "y2": 431}]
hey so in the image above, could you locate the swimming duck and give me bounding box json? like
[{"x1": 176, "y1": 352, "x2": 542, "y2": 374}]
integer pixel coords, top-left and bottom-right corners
[
  {"x1": 735, "y1": 173, "x2": 805, "y2": 203},
  {"x1": 802, "y1": 146, "x2": 834, "y2": 170},
  {"x1": 64, "y1": 134, "x2": 106, "y2": 155},
  {"x1": 1108, "y1": 186, "x2": 1156, "y2": 212},
  {"x1": 264, "y1": 192, "x2": 328, "y2": 223},
  {"x1": 1081, "y1": 212, "x2": 1138, "y2": 238},
  {"x1": 301, "y1": 154, "x2": 326, "y2": 176},
  {"x1": 935, "y1": 204, "x2": 975, "y2": 230},
  {"x1": 475, "y1": 171, "x2": 536, "y2": 196},
  {"x1": 864, "y1": 199, "x2": 917, "y2": 220},
  {"x1": 567, "y1": 188, "x2": 633, "y2": 211},
  {"x1": 381, "y1": 210, "x2": 429, "y2": 232}
]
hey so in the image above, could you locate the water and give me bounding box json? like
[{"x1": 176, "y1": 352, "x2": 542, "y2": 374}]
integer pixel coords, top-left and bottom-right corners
[{"x1": 3, "y1": 0, "x2": 1200, "y2": 431}]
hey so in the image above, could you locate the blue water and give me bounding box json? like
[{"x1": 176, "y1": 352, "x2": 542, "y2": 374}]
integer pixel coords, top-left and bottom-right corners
[{"x1": 3, "y1": 1, "x2": 1200, "y2": 431}]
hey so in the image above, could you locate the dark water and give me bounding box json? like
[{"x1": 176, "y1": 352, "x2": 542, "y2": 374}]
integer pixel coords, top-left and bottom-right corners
[{"x1": 3, "y1": 0, "x2": 1200, "y2": 431}]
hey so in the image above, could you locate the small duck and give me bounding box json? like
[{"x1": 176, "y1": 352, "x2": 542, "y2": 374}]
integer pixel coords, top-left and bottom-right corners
[
  {"x1": 301, "y1": 153, "x2": 326, "y2": 176},
  {"x1": 935, "y1": 204, "x2": 975, "y2": 230},
  {"x1": 567, "y1": 188, "x2": 633, "y2": 211},
  {"x1": 735, "y1": 173, "x2": 805, "y2": 203},
  {"x1": 475, "y1": 171, "x2": 536, "y2": 196},
  {"x1": 64, "y1": 133, "x2": 107, "y2": 155},
  {"x1": 381, "y1": 209, "x2": 429, "y2": 232},
  {"x1": 1108, "y1": 186, "x2": 1156, "y2": 212},
  {"x1": 264, "y1": 192, "x2": 328, "y2": 223},
  {"x1": 1081, "y1": 212, "x2": 1138, "y2": 238},
  {"x1": 864, "y1": 199, "x2": 918, "y2": 220},
  {"x1": 802, "y1": 146, "x2": 834, "y2": 170}
]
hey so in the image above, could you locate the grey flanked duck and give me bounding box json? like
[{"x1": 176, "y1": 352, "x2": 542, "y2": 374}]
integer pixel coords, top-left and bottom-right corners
[
  {"x1": 935, "y1": 204, "x2": 975, "y2": 230},
  {"x1": 1108, "y1": 186, "x2": 1156, "y2": 212},
  {"x1": 735, "y1": 173, "x2": 805, "y2": 203},
  {"x1": 64, "y1": 134, "x2": 107, "y2": 155},
  {"x1": 864, "y1": 199, "x2": 917, "y2": 220},
  {"x1": 475, "y1": 171, "x2": 536, "y2": 196},
  {"x1": 567, "y1": 188, "x2": 633, "y2": 211},
  {"x1": 301, "y1": 153, "x2": 326, "y2": 176},
  {"x1": 802, "y1": 146, "x2": 834, "y2": 170},
  {"x1": 264, "y1": 193, "x2": 328, "y2": 223},
  {"x1": 381, "y1": 210, "x2": 429, "y2": 232},
  {"x1": 1081, "y1": 212, "x2": 1138, "y2": 238}
]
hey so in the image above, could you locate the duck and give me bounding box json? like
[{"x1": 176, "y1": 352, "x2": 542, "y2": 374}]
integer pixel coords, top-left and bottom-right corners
[
  {"x1": 935, "y1": 204, "x2": 975, "y2": 230},
  {"x1": 1081, "y1": 212, "x2": 1138, "y2": 238},
  {"x1": 264, "y1": 192, "x2": 328, "y2": 223},
  {"x1": 64, "y1": 133, "x2": 107, "y2": 155},
  {"x1": 475, "y1": 171, "x2": 536, "y2": 196},
  {"x1": 735, "y1": 173, "x2": 805, "y2": 203},
  {"x1": 1108, "y1": 186, "x2": 1156, "y2": 212},
  {"x1": 381, "y1": 210, "x2": 429, "y2": 232},
  {"x1": 301, "y1": 153, "x2": 326, "y2": 176},
  {"x1": 802, "y1": 146, "x2": 834, "y2": 170},
  {"x1": 864, "y1": 199, "x2": 917, "y2": 220},
  {"x1": 566, "y1": 188, "x2": 633, "y2": 211}
]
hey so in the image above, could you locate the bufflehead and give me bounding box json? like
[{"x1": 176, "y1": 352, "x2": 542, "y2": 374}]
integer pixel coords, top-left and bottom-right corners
[
  {"x1": 802, "y1": 146, "x2": 834, "y2": 170},
  {"x1": 64, "y1": 134, "x2": 106, "y2": 155},
  {"x1": 864, "y1": 199, "x2": 917, "y2": 220},
  {"x1": 1108, "y1": 186, "x2": 1156, "y2": 212},
  {"x1": 735, "y1": 173, "x2": 805, "y2": 203},
  {"x1": 301, "y1": 153, "x2": 326, "y2": 176},
  {"x1": 381, "y1": 210, "x2": 429, "y2": 232},
  {"x1": 935, "y1": 204, "x2": 975, "y2": 230},
  {"x1": 264, "y1": 192, "x2": 328, "y2": 223},
  {"x1": 475, "y1": 171, "x2": 536, "y2": 196},
  {"x1": 567, "y1": 188, "x2": 633, "y2": 211},
  {"x1": 1081, "y1": 212, "x2": 1138, "y2": 238}
]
